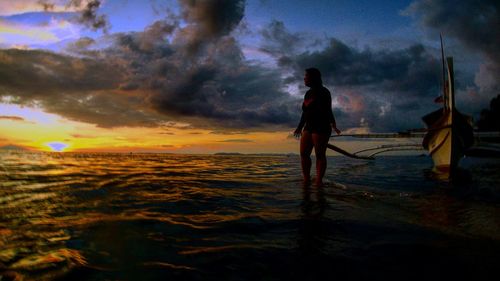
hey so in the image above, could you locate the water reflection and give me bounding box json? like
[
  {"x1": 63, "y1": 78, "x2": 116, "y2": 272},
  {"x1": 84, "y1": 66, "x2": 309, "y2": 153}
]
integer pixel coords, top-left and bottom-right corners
[
  {"x1": 295, "y1": 186, "x2": 330, "y2": 279},
  {"x1": 424, "y1": 166, "x2": 473, "y2": 183},
  {"x1": 0, "y1": 152, "x2": 498, "y2": 280},
  {"x1": 300, "y1": 186, "x2": 327, "y2": 219}
]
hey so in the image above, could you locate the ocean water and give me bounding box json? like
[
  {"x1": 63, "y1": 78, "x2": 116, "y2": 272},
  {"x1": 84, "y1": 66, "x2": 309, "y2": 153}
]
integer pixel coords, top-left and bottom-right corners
[{"x1": 0, "y1": 152, "x2": 499, "y2": 281}]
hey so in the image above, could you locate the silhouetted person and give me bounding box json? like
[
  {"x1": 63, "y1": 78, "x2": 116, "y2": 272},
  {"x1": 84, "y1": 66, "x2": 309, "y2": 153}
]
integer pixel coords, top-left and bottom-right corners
[{"x1": 294, "y1": 68, "x2": 340, "y2": 186}]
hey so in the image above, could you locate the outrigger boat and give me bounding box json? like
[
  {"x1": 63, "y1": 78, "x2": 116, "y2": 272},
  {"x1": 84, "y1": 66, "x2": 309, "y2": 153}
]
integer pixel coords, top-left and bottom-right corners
[
  {"x1": 327, "y1": 36, "x2": 500, "y2": 173},
  {"x1": 420, "y1": 38, "x2": 474, "y2": 172}
]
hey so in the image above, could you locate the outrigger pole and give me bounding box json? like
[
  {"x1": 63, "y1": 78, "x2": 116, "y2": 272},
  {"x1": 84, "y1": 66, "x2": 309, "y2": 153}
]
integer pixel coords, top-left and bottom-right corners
[{"x1": 326, "y1": 143, "x2": 374, "y2": 160}]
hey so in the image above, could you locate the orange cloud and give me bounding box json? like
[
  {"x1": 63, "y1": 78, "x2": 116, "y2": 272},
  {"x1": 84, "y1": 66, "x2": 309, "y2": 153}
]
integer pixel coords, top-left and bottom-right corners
[
  {"x1": 336, "y1": 90, "x2": 366, "y2": 112},
  {"x1": 0, "y1": 20, "x2": 60, "y2": 43},
  {"x1": 0, "y1": 0, "x2": 90, "y2": 16},
  {"x1": 0, "y1": 115, "x2": 26, "y2": 122}
]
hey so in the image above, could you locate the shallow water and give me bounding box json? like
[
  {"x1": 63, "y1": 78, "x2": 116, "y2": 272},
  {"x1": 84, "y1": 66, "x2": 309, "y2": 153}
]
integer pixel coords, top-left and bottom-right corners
[{"x1": 1, "y1": 152, "x2": 499, "y2": 280}]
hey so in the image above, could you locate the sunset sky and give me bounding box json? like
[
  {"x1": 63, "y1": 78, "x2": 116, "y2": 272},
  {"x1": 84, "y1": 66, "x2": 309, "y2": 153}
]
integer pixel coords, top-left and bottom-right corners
[{"x1": 0, "y1": 0, "x2": 498, "y2": 153}]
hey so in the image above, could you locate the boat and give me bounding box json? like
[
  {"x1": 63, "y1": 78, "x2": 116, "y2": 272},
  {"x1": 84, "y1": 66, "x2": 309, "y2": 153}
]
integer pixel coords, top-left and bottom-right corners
[
  {"x1": 421, "y1": 48, "x2": 474, "y2": 172},
  {"x1": 327, "y1": 36, "x2": 499, "y2": 174}
]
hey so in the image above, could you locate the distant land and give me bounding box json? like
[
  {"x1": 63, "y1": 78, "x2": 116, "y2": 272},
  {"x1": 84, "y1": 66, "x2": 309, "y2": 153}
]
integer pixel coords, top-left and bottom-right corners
[
  {"x1": 214, "y1": 152, "x2": 298, "y2": 156},
  {"x1": 0, "y1": 145, "x2": 29, "y2": 151}
]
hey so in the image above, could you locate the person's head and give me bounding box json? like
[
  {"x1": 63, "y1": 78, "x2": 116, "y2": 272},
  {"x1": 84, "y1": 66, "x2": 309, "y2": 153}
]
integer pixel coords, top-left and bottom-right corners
[{"x1": 304, "y1": 68, "x2": 323, "y2": 87}]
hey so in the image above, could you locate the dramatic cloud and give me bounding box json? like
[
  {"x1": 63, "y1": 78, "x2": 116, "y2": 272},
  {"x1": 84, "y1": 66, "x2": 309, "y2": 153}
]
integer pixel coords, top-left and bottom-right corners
[
  {"x1": 36, "y1": 0, "x2": 109, "y2": 31},
  {"x1": 0, "y1": 17, "x2": 441, "y2": 133},
  {"x1": 0, "y1": 115, "x2": 27, "y2": 122},
  {"x1": 309, "y1": 42, "x2": 442, "y2": 131},
  {"x1": 0, "y1": 1, "x2": 299, "y2": 131},
  {"x1": 112, "y1": 26, "x2": 298, "y2": 129},
  {"x1": 177, "y1": 0, "x2": 246, "y2": 54},
  {"x1": 260, "y1": 20, "x2": 305, "y2": 57},
  {"x1": 405, "y1": 0, "x2": 500, "y2": 108},
  {"x1": 0, "y1": 15, "x2": 76, "y2": 48},
  {"x1": 180, "y1": 0, "x2": 245, "y2": 37},
  {"x1": 0, "y1": 49, "x2": 121, "y2": 93},
  {"x1": 71, "y1": 0, "x2": 108, "y2": 31},
  {"x1": 0, "y1": 49, "x2": 164, "y2": 127},
  {"x1": 259, "y1": 20, "x2": 442, "y2": 131},
  {"x1": 295, "y1": 40, "x2": 439, "y2": 92},
  {"x1": 406, "y1": 0, "x2": 499, "y2": 64},
  {"x1": 3, "y1": 0, "x2": 494, "y2": 134},
  {"x1": 0, "y1": 0, "x2": 68, "y2": 15}
]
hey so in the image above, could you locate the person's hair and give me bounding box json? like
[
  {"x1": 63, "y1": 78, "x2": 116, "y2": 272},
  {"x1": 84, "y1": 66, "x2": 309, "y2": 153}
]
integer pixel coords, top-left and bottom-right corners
[{"x1": 305, "y1": 67, "x2": 323, "y2": 86}]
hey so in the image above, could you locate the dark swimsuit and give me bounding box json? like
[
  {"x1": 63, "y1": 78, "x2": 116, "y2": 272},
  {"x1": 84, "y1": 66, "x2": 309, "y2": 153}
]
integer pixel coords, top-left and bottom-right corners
[{"x1": 296, "y1": 86, "x2": 335, "y2": 135}]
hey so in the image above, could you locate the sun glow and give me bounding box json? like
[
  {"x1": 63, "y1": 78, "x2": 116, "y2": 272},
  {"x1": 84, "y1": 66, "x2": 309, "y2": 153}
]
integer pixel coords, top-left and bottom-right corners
[
  {"x1": 0, "y1": 103, "x2": 302, "y2": 154},
  {"x1": 46, "y1": 142, "x2": 69, "y2": 152}
]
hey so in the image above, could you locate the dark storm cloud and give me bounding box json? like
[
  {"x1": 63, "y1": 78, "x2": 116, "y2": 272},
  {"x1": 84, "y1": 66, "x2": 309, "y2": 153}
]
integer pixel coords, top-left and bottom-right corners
[
  {"x1": 5, "y1": 1, "x2": 459, "y2": 133},
  {"x1": 0, "y1": 49, "x2": 163, "y2": 128},
  {"x1": 294, "y1": 39, "x2": 440, "y2": 95},
  {"x1": 75, "y1": 0, "x2": 108, "y2": 31},
  {"x1": 148, "y1": 46, "x2": 298, "y2": 128},
  {"x1": 39, "y1": 0, "x2": 109, "y2": 31},
  {"x1": 67, "y1": 37, "x2": 95, "y2": 50},
  {"x1": 0, "y1": 49, "x2": 122, "y2": 95},
  {"x1": 0, "y1": 13, "x2": 439, "y2": 133},
  {"x1": 179, "y1": 0, "x2": 245, "y2": 38},
  {"x1": 99, "y1": 15, "x2": 299, "y2": 129},
  {"x1": 2, "y1": 0, "x2": 300, "y2": 131},
  {"x1": 405, "y1": 0, "x2": 500, "y2": 98},
  {"x1": 38, "y1": 0, "x2": 55, "y2": 11},
  {"x1": 177, "y1": 0, "x2": 246, "y2": 54},
  {"x1": 292, "y1": 40, "x2": 440, "y2": 131},
  {"x1": 257, "y1": 19, "x2": 448, "y2": 132},
  {"x1": 405, "y1": 0, "x2": 499, "y2": 64},
  {"x1": 260, "y1": 20, "x2": 304, "y2": 56},
  {"x1": 0, "y1": 4, "x2": 299, "y2": 131}
]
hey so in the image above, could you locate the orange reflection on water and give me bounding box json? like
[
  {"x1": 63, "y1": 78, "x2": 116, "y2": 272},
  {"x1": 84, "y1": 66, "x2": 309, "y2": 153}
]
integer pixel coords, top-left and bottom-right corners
[{"x1": 0, "y1": 151, "x2": 296, "y2": 280}]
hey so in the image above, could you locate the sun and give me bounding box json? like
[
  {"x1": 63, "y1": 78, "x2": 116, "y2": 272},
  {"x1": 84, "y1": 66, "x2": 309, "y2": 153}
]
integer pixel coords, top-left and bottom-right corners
[{"x1": 46, "y1": 142, "x2": 69, "y2": 152}]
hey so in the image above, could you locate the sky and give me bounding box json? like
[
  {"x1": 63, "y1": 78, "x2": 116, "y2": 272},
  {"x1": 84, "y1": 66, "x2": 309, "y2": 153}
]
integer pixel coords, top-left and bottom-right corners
[{"x1": 0, "y1": 0, "x2": 498, "y2": 153}]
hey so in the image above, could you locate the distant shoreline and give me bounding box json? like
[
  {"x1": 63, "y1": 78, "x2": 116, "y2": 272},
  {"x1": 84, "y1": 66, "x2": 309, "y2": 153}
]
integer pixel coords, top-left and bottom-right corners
[{"x1": 0, "y1": 150, "x2": 430, "y2": 157}]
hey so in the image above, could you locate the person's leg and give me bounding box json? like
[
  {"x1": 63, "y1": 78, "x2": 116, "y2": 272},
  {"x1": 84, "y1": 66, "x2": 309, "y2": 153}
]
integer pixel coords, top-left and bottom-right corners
[
  {"x1": 312, "y1": 133, "x2": 329, "y2": 186},
  {"x1": 300, "y1": 130, "x2": 313, "y2": 184}
]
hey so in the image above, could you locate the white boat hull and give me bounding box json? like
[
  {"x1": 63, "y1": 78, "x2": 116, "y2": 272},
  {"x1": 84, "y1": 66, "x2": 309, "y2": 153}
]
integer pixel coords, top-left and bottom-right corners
[
  {"x1": 422, "y1": 56, "x2": 472, "y2": 173},
  {"x1": 427, "y1": 124, "x2": 461, "y2": 171}
]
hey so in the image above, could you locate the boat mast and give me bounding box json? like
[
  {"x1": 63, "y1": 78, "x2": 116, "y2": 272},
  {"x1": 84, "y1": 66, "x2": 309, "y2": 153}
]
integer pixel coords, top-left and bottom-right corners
[
  {"x1": 447, "y1": 57, "x2": 455, "y2": 112},
  {"x1": 447, "y1": 55, "x2": 457, "y2": 172},
  {"x1": 440, "y1": 34, "x2": 447, "y2": 108}
]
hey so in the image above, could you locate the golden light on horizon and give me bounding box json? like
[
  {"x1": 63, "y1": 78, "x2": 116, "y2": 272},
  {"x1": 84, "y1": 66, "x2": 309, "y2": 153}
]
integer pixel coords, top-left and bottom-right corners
[
  {"x1": 0, "y1": 102, "x2": 302, "y2": 154},
  {"x1": 0, "y1": 102, "x2": 388, "y2": 156},
  {"x1": 46, "y1": 142, "x2": 69, "y2": 152}
]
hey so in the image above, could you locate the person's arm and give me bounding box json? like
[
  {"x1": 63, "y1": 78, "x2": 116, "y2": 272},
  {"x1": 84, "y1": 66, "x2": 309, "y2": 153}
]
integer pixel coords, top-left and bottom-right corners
[
  {"x1": 326, "y1": 90, "x2": 341, "y2": 135},
  {"x1": 294, "y1": 92, "x2": 310, "y2": 138},
  {"x1": 294, "y1": 112, "x2": 305, "y2": 138}
]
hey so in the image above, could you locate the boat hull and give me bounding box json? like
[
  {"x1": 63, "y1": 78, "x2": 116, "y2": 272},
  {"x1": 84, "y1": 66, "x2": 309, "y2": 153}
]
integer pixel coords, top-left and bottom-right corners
[
  {"x1": 423, "y1": 111, "x2": 462, "y2": 171},
  {"x1": 428, "y1": 127, "x2": 460, "y2": 171},
  {"x1": 422, "y1": 56, "x2": 474, "y2": 173}
]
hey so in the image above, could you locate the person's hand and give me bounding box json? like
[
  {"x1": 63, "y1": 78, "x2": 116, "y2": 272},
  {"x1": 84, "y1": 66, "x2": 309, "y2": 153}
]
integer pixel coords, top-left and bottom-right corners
[
  {"x1": 293, "y1": 128, "x2": 302, "y2": 139},
  {"x1": 333, "y1": 126, "x2": 341, "y2": 135}
]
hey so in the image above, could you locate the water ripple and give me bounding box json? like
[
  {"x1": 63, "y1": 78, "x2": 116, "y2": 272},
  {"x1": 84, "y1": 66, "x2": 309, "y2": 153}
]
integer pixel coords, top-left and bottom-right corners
[{"x1": 1, "y1": 152, "x2": 499, "y2": 280}]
